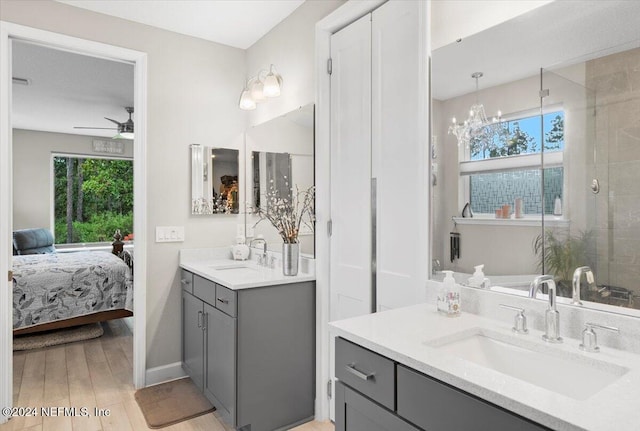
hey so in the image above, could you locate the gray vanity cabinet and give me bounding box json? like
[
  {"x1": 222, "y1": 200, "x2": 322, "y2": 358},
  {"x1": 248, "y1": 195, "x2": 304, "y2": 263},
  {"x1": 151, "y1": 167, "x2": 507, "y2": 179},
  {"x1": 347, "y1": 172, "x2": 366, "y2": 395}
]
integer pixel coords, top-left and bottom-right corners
[
  {"x1": 335, "y1": 337, "x2": 552, "y2": 431},
  {"x1": 181, "y1": 289, "x2": 204, "y2": 391},
  {"x1": 181, "y1": 270, "x2": 315, "y2": 431},
  {"x1": 203, "y1": 302, "x2": 236, "y2": 424}
]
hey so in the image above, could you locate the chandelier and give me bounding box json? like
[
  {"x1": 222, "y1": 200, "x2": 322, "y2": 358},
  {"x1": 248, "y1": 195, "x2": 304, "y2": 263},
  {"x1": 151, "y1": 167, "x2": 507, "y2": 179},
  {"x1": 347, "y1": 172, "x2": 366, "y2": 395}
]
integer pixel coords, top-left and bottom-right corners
[{"x1": 448, "y1": 72, "x2": 509, "y2": 151}]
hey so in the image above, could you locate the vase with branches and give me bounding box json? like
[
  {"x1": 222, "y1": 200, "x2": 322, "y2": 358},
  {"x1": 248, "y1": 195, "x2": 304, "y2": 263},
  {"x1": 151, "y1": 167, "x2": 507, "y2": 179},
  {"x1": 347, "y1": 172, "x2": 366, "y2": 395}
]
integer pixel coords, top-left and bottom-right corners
[
  {"x1": 252, "y1": 183, "x2": 315, "y2": 275},
  {"x1": 253, "y1": 184, "x2": 315, "y2": 244}
]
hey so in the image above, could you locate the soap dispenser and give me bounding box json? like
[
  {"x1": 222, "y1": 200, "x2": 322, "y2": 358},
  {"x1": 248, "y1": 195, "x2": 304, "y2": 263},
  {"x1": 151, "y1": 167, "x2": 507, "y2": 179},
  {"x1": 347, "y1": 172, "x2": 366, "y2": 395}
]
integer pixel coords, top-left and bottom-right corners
[
  {"x1": 437, "y1": 270, "x2": 461, "y2": 317},
  {"x1": 232, "y1": 236, "x2": 250, "y2": 261},
  {"x1": 468, "y1": 264, "x2": 491, "y2": 289}
]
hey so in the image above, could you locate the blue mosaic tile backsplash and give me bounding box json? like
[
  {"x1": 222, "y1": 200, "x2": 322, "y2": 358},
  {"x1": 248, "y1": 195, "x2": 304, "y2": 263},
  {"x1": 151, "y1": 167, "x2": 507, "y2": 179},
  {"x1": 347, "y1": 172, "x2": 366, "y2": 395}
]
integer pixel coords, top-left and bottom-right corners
[{"x1": 470, "y1": 167, "x2": 563, "y2": 215}]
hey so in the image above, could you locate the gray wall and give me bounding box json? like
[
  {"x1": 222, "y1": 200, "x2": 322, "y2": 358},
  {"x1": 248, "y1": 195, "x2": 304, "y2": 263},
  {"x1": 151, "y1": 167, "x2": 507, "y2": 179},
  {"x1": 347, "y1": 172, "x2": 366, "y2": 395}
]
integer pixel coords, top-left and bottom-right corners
[{"x1": 245, "y1": 0, "x2": 344, "y2": 128}]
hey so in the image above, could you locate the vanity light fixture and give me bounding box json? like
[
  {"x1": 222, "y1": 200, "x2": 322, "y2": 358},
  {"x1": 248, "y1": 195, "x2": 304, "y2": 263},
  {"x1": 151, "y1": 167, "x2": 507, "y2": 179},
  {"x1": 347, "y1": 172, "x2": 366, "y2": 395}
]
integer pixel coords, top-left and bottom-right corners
[
  {"x1": 249, "y1": 73, "x2": 267, "y2": 103},
  {"x1": 239, "y1": 80, "x2": 257, "y2": 111},
  {"x1": 263, "y1": 64, "x2": 283, "y2": 98},
  {"x1": 239, "y1": 64, "x2": 283, "y2": 110},
  {"x1": 448, "y1": 72, "x2": 508, "y2": 150}
]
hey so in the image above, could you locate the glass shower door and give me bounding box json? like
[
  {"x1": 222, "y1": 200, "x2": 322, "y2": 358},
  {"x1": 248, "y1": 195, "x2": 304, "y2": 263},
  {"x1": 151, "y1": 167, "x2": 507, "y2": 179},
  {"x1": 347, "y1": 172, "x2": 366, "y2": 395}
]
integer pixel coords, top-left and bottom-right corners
[
  {"x1": 542, "y1": 47, "x2": 640, "y2": 310},
  {"x1": 540, "y1": 68, "x2": 598, "y2": 299}
]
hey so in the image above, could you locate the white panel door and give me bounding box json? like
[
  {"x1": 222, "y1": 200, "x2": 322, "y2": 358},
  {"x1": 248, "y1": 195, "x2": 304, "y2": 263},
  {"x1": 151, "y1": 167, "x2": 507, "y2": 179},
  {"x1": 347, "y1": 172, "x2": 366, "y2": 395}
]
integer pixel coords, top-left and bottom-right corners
[
  {"x1": 329, "y1": 14, "x2": 372, "y2": 322},
  {"x1": 372, "y1": 0, "x2": 428, "y2": 310}
]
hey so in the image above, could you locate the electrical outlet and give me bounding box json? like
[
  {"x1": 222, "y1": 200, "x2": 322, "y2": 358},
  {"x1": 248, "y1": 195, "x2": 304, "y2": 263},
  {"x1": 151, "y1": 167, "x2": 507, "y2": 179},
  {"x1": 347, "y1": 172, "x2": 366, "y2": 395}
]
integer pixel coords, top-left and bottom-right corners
[{"x1": 236, "y1": 224, "x2": 245, "y2": 237}]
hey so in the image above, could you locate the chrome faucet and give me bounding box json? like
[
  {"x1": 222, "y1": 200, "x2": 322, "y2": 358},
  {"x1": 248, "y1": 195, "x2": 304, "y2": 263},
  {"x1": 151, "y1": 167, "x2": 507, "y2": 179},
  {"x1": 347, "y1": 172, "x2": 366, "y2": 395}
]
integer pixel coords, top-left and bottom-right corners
[
  {"x1": 249, "y1": 237, "x2": 268, "y2": 265},
  {"x1": 529, "y1": 275, "x2": 563, "y2": 343},
  {"x1": 572, "y1": 266, "x2": 594, "y2": 306}
]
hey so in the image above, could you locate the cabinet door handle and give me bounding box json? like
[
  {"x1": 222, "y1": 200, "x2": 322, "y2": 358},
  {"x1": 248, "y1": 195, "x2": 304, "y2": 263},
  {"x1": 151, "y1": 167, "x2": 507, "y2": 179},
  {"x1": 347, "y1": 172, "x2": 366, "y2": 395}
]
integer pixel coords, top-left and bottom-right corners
[
  {"x1": 197, "y1": 310, "x2": 202, "y2": 328},
  {"x1": 203, "y1": 312, "x2": 208, "y2": 332},
  {"x1": 345, "y1": 363, "x2": 375, "y2": 381},
  {"x1": 180, "y1": 279, "x2": 191, "y2": 285},
  {"x1": 217, "y1": 297, "x2": 229, "y2": 304}
]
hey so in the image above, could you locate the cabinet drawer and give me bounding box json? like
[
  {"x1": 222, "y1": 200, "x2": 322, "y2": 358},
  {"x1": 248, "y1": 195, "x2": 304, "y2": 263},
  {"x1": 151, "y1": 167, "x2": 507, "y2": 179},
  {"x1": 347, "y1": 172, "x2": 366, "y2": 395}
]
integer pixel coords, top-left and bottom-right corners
[
  {"x1": 397, "y1": 365, "x2": 550, "y2": 431},
  {"x1": 180, "y1": 269, "x2": 193, "y2": 294},
  {"x1": 214, "y1": 284, "x2": 237, "y2": 317},
  {"x1": 193, "y1": 274, "x2": 217, "y2": 306},
  {"x1": 335, "y1": 381, "x2": 419, "y2": 431},
  {"x1": 335, "y1": 337, "x2": 395, "y2": 411}
]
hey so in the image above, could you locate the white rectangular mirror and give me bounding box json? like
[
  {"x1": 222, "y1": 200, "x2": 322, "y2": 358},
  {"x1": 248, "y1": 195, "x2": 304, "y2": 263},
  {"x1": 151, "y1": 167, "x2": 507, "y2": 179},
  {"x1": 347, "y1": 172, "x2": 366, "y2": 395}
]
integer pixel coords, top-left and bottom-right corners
[{"x1": 245, "y1": 104, "x2": 315, "y2": 256}]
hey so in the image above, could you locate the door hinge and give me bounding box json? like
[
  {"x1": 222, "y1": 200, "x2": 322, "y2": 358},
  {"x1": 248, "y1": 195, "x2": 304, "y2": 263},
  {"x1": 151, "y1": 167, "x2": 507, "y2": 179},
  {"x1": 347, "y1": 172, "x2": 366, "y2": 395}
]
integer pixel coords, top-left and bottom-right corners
[
  {"x1": 8, "y1": 270, "x2": 13, "y2": 282},
  {"x1": 539, "y1": 89, "x2": 550, "y2": 98},
  {"x1": 327, "y1": 379, "x2": 332, "y2": 399},
  {"x1": 327, "y1": 220, "x2": 333, "y2": 237},
  {"x1": 327, "y1": 58, "x2": 332, "y2": 75}
]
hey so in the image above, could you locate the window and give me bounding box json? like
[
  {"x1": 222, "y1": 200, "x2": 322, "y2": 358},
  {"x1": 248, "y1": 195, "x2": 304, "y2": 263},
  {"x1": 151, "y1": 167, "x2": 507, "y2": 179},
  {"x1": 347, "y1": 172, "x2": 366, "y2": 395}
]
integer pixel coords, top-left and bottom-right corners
[
  {"x1": 53, "y1": 155, "x2": 133, "y2": 244},
  {"x1": 460, "y1": 111, "x2": 565, "y2": 216}
]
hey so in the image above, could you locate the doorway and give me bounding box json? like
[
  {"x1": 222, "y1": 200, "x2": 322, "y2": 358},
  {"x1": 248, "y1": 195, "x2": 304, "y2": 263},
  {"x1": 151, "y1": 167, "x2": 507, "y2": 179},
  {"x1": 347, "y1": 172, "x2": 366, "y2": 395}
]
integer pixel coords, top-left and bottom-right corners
[{"x1": 0, "y1": 22, "x2": 148, "y2": 422}]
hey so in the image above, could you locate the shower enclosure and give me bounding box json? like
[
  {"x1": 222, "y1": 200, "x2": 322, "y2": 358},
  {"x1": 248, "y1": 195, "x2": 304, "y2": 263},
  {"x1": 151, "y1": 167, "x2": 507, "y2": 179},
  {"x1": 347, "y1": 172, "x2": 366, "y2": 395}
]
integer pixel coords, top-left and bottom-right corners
[{"x1": 541, "y1": 47, "x2": 640, "y2": 308}]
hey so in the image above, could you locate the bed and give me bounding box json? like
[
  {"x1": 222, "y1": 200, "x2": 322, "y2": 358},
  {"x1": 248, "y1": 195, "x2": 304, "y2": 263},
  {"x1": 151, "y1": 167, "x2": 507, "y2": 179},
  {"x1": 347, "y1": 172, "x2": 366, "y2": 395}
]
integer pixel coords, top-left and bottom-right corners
[{"x1": 12, "y1": 228, "x2": 133, "y2": 335}]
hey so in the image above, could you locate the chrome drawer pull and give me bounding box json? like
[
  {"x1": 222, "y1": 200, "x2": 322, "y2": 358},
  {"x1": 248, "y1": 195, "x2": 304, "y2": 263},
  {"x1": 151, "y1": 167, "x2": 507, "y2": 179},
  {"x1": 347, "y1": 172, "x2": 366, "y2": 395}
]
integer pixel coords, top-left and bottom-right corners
[
  {"x1": 217, "y1": 297, "x2": 230, "y2": 304},
  {"x1": 345, "y1": 363, "x2": 375, "y2": 381},
  {"x1": 180, "y1": 279, "x2": 191, "y2": 285}
]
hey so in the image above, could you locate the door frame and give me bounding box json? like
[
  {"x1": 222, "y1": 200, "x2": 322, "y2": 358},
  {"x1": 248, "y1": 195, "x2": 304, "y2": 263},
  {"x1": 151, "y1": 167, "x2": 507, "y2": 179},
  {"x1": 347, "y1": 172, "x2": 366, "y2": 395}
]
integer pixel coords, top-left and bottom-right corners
[
  {"x1": 313, "y1": 0, "x2": 385, "y2": 421},
  {"x1": 0, "y1": 21, "x2": 148, "y2": 422}
]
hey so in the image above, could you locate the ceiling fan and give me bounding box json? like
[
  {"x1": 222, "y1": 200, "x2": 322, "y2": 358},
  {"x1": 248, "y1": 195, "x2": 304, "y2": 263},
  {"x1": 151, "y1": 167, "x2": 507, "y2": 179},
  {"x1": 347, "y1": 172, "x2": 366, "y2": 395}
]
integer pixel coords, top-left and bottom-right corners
[{"x1": 74, "y1": 106, "x2": 134, "y2": 139}]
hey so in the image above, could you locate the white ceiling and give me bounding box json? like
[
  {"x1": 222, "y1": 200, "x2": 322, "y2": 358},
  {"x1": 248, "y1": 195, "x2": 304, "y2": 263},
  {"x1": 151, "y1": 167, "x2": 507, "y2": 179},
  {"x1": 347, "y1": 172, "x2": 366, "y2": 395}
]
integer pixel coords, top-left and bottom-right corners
[
  {"x1": 433, "y1": 0, "x2": 640, "y2": 100},
  {"x1": 12, "y1": 41, "x2": 134, "y2": 138},
  {"x1": 56, "y1": 0, "x2": 305, "y2": 49}
]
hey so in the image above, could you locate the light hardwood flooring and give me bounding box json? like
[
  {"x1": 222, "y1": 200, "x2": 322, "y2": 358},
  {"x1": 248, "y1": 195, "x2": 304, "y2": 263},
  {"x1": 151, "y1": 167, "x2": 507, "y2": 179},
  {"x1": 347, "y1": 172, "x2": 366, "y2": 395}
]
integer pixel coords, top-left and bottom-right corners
[{"x1": 2, "y1": 319, "x2": 334, "y2": 431}]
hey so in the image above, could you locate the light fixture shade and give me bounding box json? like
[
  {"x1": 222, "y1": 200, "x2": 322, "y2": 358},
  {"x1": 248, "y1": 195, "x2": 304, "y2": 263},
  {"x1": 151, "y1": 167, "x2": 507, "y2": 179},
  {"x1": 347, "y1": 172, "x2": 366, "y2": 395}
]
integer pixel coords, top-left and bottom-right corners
[
  {"x1": 239, "y1": 89, "x2": 256, "y2": 110},
  {"x1": 249, "y1": 77, "x2": 266, "y2": 103},
  {"x1": 263, "y1": 65, "x2": 282, "y2": 98},
  {"x1": 116, "y1": 132, "x2": 134, "y2": 140}
]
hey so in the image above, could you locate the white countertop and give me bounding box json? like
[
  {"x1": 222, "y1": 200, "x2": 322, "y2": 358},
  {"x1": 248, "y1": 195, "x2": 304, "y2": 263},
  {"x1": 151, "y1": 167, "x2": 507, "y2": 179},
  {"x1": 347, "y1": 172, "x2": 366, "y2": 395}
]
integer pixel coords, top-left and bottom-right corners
[
  {"x1": 329, "y1": 304, "x2": 640, "y2": 431},
  {"x1": 179, "y1": 248, "x2": 315, "y2": 290}
]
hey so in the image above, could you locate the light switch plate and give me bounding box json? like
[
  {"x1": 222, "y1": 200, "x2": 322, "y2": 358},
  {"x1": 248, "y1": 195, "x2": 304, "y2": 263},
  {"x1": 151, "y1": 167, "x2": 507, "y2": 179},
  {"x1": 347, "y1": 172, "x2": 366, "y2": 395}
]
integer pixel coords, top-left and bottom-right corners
[{"x1": 155, "y1": 226, "x2": 185, "y2": 243}]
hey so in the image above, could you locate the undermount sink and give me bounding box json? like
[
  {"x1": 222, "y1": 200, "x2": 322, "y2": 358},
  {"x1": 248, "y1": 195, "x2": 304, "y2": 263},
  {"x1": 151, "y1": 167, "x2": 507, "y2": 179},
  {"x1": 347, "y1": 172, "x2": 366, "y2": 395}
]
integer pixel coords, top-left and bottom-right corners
[
  {"x1": 208, "y1": 262, "x2": 257, "y2": 271},
  {"x1": 426, "y1": 328, "x2": 628, "y2": 400}
]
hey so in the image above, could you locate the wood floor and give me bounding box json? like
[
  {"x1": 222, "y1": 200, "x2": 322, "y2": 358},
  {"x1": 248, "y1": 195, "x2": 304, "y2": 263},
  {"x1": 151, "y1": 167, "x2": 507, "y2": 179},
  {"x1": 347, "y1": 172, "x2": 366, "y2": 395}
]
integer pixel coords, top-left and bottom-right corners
[{"x1": 2, "y1": 319, "x2": 334, "y2": 431}]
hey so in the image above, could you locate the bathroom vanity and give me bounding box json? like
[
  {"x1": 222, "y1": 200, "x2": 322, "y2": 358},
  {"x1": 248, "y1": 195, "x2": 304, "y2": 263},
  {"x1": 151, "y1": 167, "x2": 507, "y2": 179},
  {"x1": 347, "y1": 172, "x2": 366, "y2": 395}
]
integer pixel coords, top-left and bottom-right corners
[
  {"x1": 180, "y1": 249, "x2": 315, "y2": 431},
  {"x1": 330, "y1": 304, "x2": 640, "y2": 431}
]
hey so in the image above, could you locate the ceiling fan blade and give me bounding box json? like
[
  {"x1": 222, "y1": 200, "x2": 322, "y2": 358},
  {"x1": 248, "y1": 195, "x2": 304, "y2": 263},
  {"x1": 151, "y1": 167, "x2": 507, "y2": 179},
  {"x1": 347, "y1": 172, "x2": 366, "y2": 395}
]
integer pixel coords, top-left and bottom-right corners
[
  {"x1": 73, "y1": 126, "x2": 118, "y2": 130},
  {"x1": 104, "y1": 117, "x2": 123, "y2": 126}
]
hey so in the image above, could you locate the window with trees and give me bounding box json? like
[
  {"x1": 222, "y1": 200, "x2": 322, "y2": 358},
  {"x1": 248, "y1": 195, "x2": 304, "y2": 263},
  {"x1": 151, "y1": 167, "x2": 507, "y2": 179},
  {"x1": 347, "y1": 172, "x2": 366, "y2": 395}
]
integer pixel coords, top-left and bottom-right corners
[
  {"x1": 460, "y1": 111, "x2": 565, "y2": 215},
  {"x1": 53, "y1": 155, "x2": 133, "y2": 244}
]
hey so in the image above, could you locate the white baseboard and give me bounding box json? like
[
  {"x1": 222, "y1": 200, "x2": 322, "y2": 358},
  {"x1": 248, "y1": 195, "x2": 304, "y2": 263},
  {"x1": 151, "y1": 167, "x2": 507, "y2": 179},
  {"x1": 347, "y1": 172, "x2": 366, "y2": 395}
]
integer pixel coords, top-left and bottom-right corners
[{"x1": 145, "y1": 362, "x2": 187, "y2": 387}]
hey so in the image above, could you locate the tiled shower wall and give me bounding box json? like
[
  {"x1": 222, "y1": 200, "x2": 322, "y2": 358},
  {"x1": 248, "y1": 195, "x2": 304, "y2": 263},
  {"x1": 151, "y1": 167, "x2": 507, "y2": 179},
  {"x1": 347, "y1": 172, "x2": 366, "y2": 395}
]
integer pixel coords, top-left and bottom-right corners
[{"x1": 588, "y1": 47, "x2": 640, "y2": 303}]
